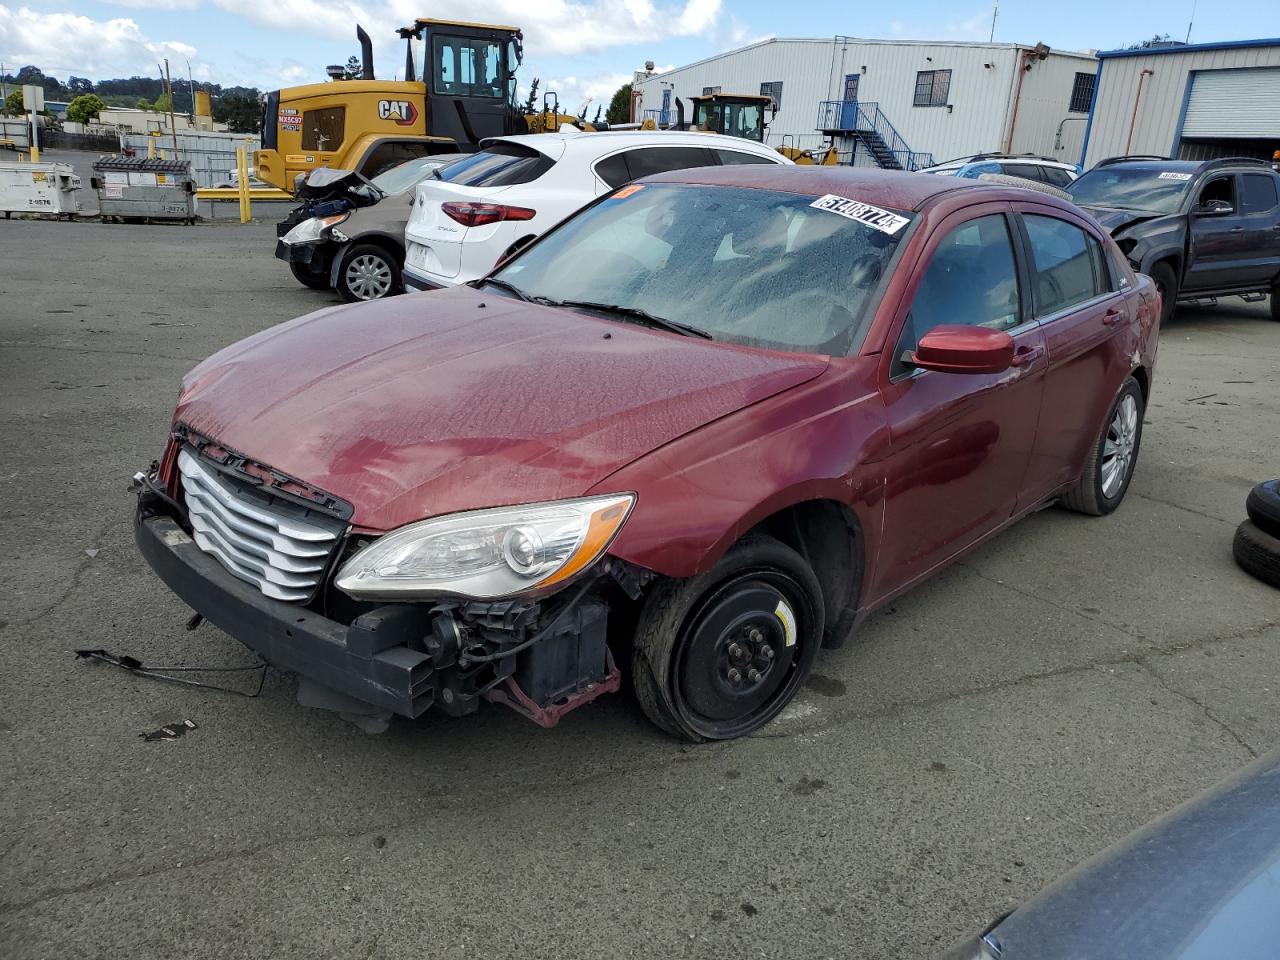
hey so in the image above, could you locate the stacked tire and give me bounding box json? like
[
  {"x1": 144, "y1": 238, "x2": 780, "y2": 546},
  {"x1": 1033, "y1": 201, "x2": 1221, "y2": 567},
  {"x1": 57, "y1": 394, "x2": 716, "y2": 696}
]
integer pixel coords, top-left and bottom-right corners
[{"x1": 1234, "y1": 480, "x2": 1280, "y2": 589}]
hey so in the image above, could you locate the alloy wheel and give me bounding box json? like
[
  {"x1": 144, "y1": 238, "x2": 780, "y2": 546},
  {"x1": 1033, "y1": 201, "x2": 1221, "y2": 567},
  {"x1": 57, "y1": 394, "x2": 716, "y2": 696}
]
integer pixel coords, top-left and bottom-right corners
[{"x1": 1101, "y1": 393, "x2": 1139, "y2": 498}]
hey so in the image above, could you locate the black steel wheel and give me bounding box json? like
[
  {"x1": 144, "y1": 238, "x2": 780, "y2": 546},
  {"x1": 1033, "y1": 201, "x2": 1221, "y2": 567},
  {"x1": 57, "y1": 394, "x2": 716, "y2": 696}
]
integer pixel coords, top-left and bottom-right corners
[{"x1": 632, "y1": 535, "x2": 824, "y2": 742}]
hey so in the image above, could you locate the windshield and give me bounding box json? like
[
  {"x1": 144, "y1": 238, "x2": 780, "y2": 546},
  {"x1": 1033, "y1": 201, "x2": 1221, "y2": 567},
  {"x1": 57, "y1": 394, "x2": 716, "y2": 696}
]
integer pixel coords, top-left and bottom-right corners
[
  {"x1": 1068, "y1": 167, "x2": 1194, "y2": 214},
  {"x1": 490, "y1": 183, "x2": 912, "y2": 356},
  {"x1": 370, "y1": 156, "x2": 448, "y2": 195}
]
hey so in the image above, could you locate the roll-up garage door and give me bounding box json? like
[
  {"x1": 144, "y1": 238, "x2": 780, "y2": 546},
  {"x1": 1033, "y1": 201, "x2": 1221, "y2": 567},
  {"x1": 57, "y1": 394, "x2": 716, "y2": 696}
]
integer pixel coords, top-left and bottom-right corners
[{"x1": 1182, "y1": 67, "x2": 1280, "y2": 138}]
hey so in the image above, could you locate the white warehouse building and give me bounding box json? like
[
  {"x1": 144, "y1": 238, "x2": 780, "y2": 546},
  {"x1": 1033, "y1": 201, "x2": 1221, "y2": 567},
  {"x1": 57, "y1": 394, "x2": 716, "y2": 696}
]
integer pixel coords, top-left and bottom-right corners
[
  {"x1": 632, "y1": 37, "x2": 1098, "y2": 170},
  {"x1": 1080, "y1": 39, "x2": 1280, "y2": 168}
]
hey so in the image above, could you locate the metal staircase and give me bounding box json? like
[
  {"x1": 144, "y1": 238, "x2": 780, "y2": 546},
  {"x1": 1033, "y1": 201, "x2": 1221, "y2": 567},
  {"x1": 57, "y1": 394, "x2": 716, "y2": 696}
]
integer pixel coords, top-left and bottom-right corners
[{"x1": 815, "y1": 100, "x2": 934, "y2": 171}]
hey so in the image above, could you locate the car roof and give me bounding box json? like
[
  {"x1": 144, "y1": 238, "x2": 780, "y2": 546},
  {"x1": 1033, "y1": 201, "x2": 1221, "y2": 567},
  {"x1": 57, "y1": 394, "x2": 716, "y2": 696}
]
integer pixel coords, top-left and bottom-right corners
[
  {"x1": 926, "y1": 155, "x2": 1075, "y2": 172},
  {"x1": 1089, "y1": 158, "x2": 1204, "y2": 173},
  {"x1": 639, "y1": 165, "x2": 997, "y2": 212},
  {"x1": 480, "y1": 130, "x2": 785, "y2": 160}
]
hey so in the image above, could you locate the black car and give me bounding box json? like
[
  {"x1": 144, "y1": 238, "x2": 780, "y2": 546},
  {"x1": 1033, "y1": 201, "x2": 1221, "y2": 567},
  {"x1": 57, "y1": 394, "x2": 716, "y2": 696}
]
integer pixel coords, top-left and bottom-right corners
[
  {"x1": 1068, "y1": 156, "x2": 1280, "y2": 324},
  {"x1": 944, "y1": 748, "x2": 1280, "y2": 959}
]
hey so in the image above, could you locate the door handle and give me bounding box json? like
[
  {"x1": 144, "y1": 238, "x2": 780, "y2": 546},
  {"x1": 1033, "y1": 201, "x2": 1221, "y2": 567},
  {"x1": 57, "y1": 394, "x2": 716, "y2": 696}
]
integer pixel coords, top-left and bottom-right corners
[
  {"x1": 1102, "y1": 307, "x2": 1123, "y2": 326},
  {"x1": 1010, "y1": 345, "x2": 1044, "y2": 367},
  {"x1": 1230, "y1": 226, "x2": 1244, "y2": 233}
]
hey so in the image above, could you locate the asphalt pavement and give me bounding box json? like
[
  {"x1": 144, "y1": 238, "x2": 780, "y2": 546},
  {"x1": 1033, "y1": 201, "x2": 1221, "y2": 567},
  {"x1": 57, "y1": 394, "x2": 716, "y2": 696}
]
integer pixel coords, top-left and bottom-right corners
[{"x1": 1, "y1": 218, "x2": 1277, "y2": 959}]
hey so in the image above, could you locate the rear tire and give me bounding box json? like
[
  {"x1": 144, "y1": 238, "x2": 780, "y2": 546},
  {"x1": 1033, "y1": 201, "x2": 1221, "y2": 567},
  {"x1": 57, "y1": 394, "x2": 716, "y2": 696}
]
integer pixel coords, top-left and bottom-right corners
[
  {"x1": 631, "y1": 535, "x2": 825, "y2": 742},
  {"x1": 1245, "y1": 479, "x2": 1280, "y2": 539},
  {"x1": 1149, "y1": 262, "x2": 1178, "y2": 326},
  {"x1": 1232, "y1": 520, "x2": 1280, "y2": 589},
  {"x1": 1060, "y1": 377, "x2": 1144, "y2": 516},
  {"x1": 289, "y1": 261, "x2": 329, "y2": 290},
  {"x1": 336, "y1": 244, "x2": 401, "y2": 302}
]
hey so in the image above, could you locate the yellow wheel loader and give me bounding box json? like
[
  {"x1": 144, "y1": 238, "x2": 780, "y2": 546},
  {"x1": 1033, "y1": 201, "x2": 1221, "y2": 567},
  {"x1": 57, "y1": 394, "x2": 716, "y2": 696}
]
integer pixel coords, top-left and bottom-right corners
[{"x1": 677, "y1": 92, "x2": 839, "y2": 165}]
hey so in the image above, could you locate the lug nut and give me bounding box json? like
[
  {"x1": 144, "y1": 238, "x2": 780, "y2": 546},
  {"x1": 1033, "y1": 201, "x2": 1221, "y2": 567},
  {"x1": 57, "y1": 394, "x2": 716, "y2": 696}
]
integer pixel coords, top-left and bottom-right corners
[
  {"x1": 748, "y1": 628, "x2": 764, "y2": 644},
  {"x1": 762, "y1": 645, "x2": 775, "y2": 660},
  {"x1": 747, "y1": 668, "x2": 761, "y2": 683},
  {"x1": 727, "y1": 668, "x2": 742, "y2": 684},
  {"x1": 728, "y1": 642, "x2": 743, "y2": 659}
]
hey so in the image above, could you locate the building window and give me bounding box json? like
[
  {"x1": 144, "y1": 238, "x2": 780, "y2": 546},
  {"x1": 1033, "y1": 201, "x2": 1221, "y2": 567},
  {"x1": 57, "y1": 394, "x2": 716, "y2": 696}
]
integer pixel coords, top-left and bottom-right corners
[
  {"x1": 702, "y1": 85, "x2": 721, "y2": 96},
  {"x1": 913, "y1": 70, "x2": 951, "y2": 107},
  {"x1": 759, "y1": 81, "x2": 783, "y2": 110},
  {"x1": 1069, "y1": 72, "x2": 1096, "y2": 114}
]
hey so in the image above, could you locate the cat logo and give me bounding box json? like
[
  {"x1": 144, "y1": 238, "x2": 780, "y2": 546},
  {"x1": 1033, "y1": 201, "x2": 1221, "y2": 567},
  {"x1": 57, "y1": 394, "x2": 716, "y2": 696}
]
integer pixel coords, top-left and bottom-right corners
[{"x1": 377, "y1": 100, "x2": 419, "y2": 126}]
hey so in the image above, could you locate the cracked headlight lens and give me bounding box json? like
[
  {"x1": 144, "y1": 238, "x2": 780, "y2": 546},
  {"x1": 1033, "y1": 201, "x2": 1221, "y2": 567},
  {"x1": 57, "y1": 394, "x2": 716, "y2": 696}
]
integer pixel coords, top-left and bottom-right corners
[{"x1": 335, "y1": 494, "x2": 634, "y2": 600}]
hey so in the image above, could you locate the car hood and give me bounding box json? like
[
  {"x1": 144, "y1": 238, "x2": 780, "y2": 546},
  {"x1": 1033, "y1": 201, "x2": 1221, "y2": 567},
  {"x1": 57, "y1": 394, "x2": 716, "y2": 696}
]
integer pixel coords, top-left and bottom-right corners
[
  {"x1": 1077, "y1": 205, "x2": 1165, "y2": 236},
  {"x1": 175, "y1": 286, "x2": 828, "y2": 531}
]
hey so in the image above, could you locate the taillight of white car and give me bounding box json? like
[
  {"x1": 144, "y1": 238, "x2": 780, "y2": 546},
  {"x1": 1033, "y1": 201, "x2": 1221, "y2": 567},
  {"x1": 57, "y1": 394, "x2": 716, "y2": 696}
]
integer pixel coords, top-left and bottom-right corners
[{"x1": 441, "y1": 201, "x2": 537, "y2": 228}]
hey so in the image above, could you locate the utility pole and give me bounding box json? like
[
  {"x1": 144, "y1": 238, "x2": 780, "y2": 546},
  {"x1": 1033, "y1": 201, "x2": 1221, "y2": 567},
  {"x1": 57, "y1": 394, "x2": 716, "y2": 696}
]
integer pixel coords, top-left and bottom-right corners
[
  {"x1": 990, "y1": 0, "x2": 999, "y2": 42},
  {"x1": 185, "y1": 58, "x2": 196, "y2": 120},
  {"x1": 1185, "y1": 0, "x2": 1197, "y2": 44},
  {"x1": 161, "y1": 59, "x2": 179, "y2": 157}
]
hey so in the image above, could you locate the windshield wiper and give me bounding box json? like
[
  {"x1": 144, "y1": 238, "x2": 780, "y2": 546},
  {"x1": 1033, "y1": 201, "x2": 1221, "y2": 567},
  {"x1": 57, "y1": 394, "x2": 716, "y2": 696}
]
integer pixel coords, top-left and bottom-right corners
[
  {"x1": 553, "y1": 300, "x2": 713, "y2": 339},
  {"x1": 476, "y1": 277, "x2": 535, "y2": 302}
]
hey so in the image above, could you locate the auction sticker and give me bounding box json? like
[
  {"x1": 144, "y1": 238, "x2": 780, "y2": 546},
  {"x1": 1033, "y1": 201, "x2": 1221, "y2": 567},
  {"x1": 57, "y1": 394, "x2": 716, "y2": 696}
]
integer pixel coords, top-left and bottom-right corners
[
  {"x1": 279, "y1": 108, "x2": 302, "y2": 131},
  {"x1": 1157, "y1": 172, "x2": 1193, "y2": 181},
  {"x1": 775, "y1": 599, "x2": 797, "y2": 648},
  {"x1": 810, "y1": 194, "x2": 909, "y2": 234}
]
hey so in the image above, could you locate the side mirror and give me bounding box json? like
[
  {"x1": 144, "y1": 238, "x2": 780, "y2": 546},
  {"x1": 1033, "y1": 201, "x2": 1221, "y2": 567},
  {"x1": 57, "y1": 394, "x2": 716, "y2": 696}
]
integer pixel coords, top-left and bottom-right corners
[
  {"x1": 910, "y1": 325, "x2": 1015, "y2": 375},
  {"x1": 1197, "y1": 199, "x2": 1234, "y2": 216}
]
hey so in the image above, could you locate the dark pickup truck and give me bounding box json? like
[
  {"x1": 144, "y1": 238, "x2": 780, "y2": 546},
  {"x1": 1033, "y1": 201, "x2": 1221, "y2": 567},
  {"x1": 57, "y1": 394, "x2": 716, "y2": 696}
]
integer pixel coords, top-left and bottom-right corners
[{"x1": 1067, "y1": 156, "x2": 1280, "y2": 324}]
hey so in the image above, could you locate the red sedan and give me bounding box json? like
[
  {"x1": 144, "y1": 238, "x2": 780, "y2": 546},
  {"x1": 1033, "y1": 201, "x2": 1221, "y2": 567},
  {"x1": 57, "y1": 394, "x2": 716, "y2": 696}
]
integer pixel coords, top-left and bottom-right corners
[{"x1": 134, "y1": 167, "x2": 1160, "y2": 741}]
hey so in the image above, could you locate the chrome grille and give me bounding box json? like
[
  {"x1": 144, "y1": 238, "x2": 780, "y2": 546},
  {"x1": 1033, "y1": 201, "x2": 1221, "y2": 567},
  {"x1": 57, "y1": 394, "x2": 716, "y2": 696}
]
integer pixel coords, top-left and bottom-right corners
[{"x1": 178, "y1": 449, "x2": 342, "y2": 601}]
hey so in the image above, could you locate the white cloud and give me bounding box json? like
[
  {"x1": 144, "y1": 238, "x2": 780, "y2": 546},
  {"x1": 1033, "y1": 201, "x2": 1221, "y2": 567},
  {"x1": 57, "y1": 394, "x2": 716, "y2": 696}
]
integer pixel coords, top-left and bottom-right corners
[
  {"x1": 103, "y1": 0, "x2": 199, "y2": 10},
  {"x1": 533, "y1": 70, "x2": 631, "y2": 116},
  {"x1": 0, "y1": 5, "x2": 208, "y2": 79},
  {"x1": 211, "y1": 0, "x2": 722, "y2": 65}
]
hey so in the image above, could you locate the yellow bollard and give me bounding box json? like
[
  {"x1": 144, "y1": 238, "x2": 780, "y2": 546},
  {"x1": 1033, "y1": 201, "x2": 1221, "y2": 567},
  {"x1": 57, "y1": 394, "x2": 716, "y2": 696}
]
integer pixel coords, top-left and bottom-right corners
[
  {"x1": 148, "y1": 137, "x2": 156, "y2": 159},
  {"x1": 236, "y1": 144, "x2": 251, "y2": 223}
]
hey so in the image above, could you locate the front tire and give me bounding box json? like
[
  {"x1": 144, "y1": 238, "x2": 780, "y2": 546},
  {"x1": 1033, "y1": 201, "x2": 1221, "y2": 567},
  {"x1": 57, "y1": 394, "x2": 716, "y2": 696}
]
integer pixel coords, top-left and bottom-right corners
[
  {"x1": 337, "y1": 244, "x2": 401, "y2": 302},
  {"x1": 289, "y1": 260, "x2": 329, "y2": 290},
  {"x1": 1149, "y1": 262, "x2": 1178, "y2": 326},
  {"x1": 631, "y1": 535, "x2": 825, "y2": 742},
  {"x1": 1061, "y1": 377, "x2": 1145, "y2": 516}
]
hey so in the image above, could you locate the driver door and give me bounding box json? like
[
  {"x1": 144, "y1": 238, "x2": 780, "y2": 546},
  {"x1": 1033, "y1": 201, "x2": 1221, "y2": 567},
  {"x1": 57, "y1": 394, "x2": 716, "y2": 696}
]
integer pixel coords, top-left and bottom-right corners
[
  {"x1": 1185, "y1": 173, "x2": 1251, "y2": 291},
  {"x1": 871, "y1": 206, "x2": 1047, "y2": 601}
]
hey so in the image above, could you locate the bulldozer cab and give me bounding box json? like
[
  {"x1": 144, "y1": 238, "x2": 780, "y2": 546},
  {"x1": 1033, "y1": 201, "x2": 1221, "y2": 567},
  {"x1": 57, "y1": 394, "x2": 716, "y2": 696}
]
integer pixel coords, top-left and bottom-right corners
[
  {"x1": 405, "y1": 19, "x2": 524, "y2": 147},
  {"x1": 689, "y1": 94, "x2": 774, "y2": 142}
]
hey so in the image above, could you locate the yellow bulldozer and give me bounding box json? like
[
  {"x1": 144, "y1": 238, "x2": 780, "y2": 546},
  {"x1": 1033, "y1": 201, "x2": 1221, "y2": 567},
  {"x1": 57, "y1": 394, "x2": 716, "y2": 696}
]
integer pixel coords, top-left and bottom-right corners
[{"x1": 256, "y1": 19, "x2": 639, "y2": 192}]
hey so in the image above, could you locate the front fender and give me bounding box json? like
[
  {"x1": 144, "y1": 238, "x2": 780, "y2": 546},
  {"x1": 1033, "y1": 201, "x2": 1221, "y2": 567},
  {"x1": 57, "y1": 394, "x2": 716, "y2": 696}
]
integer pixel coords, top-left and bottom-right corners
[{"x1": 593, "y1": 359, "x2": 889, "y2": 579}]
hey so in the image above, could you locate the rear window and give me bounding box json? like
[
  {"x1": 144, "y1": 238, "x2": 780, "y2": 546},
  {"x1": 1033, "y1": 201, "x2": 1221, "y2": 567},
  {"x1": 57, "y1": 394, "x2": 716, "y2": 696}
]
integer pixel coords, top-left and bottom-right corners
[
  {"x1": 302, "y1": 107, "x2": 344, "y2": 152},
  {"x1": 714, "y1": 149, "x2": 776, "y2": 166},
  {"x1": 1241, "y1": 173, "x2": 1279, "y2": 214},
  {"x1": 435, "y1": 143, "x2": 555, "y2": 187},
  {"x1": 1005, "y1": 163, "x2": 1048, "y2": 183},
  {"x1": 594, "y1": 146, "x2": 717, "y2": 188}
]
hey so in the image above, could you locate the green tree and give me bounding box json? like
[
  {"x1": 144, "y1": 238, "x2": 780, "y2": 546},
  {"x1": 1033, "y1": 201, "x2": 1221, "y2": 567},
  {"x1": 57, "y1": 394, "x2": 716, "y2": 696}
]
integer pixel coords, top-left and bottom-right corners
[
  {"x1": 4, "y1": 90, "x2": 23, "y2": 115},
  {"x1": 606, "y1": 82, "x2": 632, "y2": 124},
  {"x1": 66, "y1": 93, "x2": 106, "y2": 124},
  {"x1": 213, "y1": 94, "x2": 261, "y2": 133},
  {"x1": 343, "y1": 55, "x2": 362, "y2": 80},
  {"x1": 153, "y1": 92, "x2": 172, "y2": 113},
  {"x1": 136, "y1": 98, "x2": 152, "y2": 111}
]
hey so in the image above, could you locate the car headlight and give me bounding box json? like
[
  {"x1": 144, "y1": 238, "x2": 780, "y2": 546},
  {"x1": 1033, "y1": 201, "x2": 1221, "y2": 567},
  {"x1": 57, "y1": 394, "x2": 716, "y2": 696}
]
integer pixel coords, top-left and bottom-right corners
[
  {"x1": 282, "y1": 213, "x2": 348, "y2": 245},
  {"x1": 334, "y1": 494, "x2": 634, "y2": 600}
]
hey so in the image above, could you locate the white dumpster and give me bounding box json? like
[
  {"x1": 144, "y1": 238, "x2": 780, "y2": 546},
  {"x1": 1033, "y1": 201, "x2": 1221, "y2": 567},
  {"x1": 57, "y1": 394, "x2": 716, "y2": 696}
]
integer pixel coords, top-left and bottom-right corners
[{"x1": 0, "y1": 161, "x2": 82, "y2": 217}]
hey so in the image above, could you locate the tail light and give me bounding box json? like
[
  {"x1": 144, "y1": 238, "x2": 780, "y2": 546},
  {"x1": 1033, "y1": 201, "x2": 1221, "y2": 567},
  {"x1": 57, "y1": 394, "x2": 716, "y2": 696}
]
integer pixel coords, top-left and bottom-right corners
[{"x1": 441, "y1": 201, "x2": 536, "y2": 227}]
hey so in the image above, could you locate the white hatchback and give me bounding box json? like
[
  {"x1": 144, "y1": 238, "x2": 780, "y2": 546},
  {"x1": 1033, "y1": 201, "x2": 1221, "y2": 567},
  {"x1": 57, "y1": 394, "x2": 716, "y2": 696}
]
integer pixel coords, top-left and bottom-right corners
[{"x1": 402, "y1": 130, "x2": 790, "y2": 291}]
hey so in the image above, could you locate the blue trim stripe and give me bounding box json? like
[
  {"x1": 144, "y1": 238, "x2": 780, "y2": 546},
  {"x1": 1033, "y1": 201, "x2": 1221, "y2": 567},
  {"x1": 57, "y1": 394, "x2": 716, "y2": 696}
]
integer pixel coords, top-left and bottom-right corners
[
  {"x1": 1171, "y1": 70, "x2": 1198, "y2": 158},
  {"x1": 1079, "y1": 58, "x2": 1103, "y2": 168},
  {"x1": 1098, "y1": 37, "x2": 1280, "y2": 59}
]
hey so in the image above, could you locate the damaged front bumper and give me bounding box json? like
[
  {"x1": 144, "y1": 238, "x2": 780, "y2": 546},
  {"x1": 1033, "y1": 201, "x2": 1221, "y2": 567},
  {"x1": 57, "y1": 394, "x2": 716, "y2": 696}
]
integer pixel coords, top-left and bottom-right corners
[
  {"x1": 133, "y1": 480, "x2": 625, "y2": 726},
  {"x1": 136, "y1": 509, "x2": 436, "y2": 717},
  {"x1": 274, "y1": 237, "x2": 334, "y2": 273}
]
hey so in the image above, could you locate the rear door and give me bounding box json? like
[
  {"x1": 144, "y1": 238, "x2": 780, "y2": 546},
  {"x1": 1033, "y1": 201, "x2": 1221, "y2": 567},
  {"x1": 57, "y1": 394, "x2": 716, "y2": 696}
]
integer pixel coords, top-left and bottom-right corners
[
  {"x1": 873, "y1": 206, "x2": 1047, "y2": 599},
  {"x1": 1015, "y1": 206, "x2": 1134, "y2": 499},
  {"x1": 1237, "y1": 171, "x2": 1280, "y2": 287}
]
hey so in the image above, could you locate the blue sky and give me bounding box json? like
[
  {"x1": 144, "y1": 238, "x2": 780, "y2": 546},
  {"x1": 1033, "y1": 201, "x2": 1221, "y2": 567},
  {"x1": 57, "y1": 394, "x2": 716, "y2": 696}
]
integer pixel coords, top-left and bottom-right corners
[{"x1": 2, "y1": 0, "x2": 1277, "y2": 109}]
